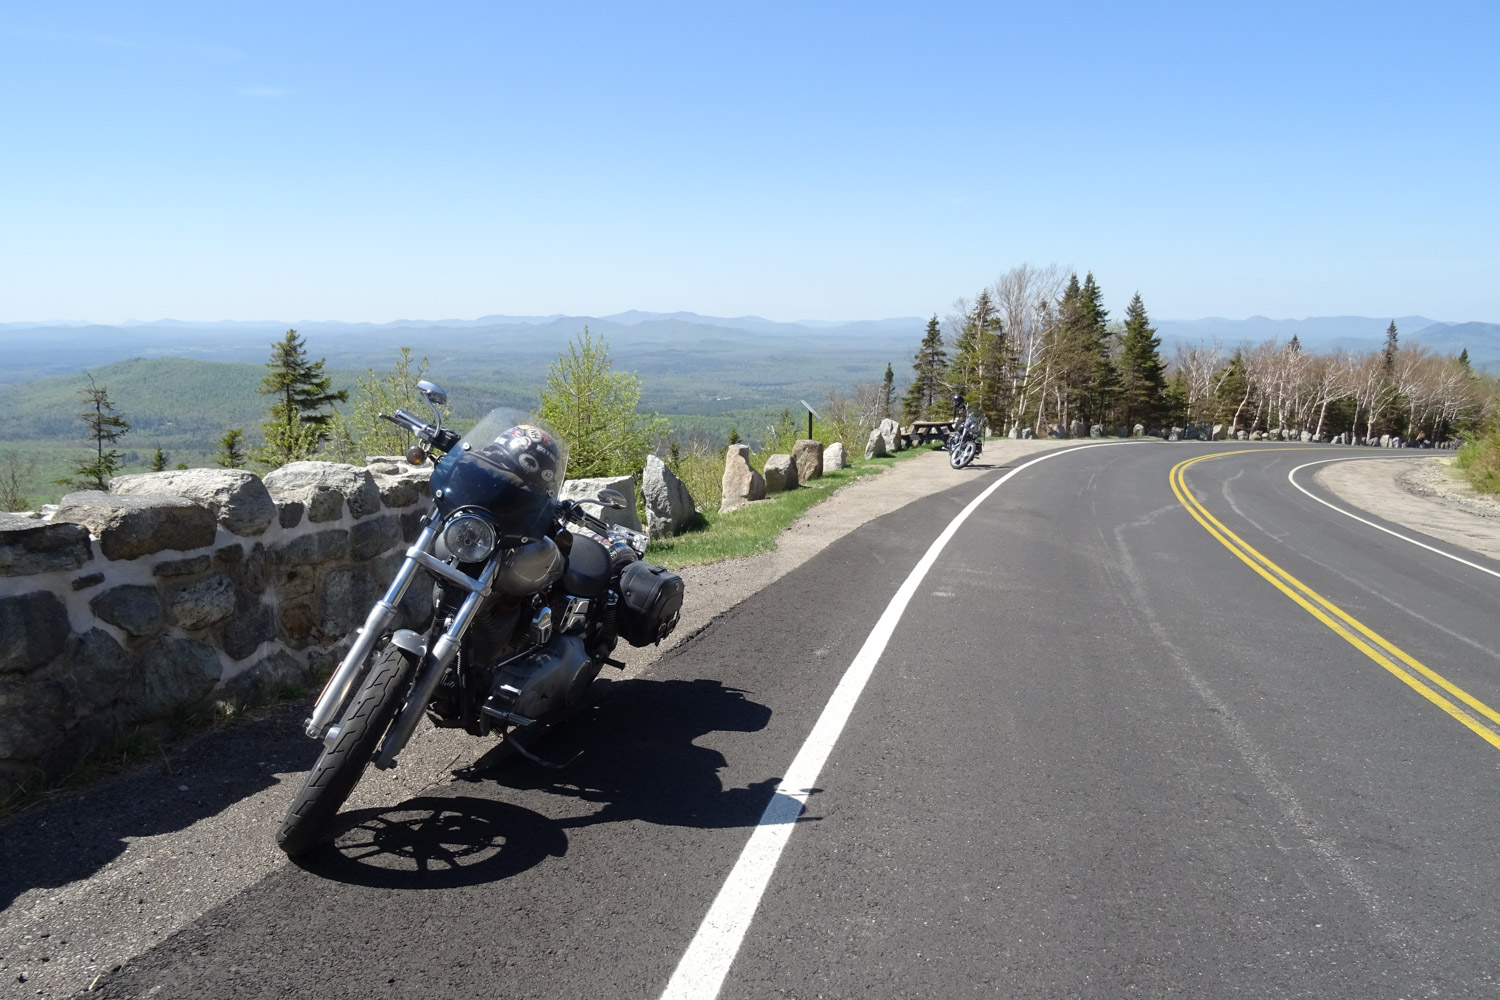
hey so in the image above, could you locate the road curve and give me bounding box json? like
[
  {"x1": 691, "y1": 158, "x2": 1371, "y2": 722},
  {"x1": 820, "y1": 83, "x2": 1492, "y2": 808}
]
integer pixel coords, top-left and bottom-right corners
[{"x1": 7, "y1": 442, "x2": 1499, "y2": 999}]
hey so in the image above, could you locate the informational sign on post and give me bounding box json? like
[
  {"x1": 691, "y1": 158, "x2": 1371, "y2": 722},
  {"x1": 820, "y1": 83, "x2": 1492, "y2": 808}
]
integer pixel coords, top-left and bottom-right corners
[{"x1": 799, "y1": 399, "x2": 821, "y2": 440}]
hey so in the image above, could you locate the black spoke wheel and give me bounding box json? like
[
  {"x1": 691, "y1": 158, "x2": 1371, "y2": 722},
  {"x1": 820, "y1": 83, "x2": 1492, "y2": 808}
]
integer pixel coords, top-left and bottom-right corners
[{"x1": 277, "y1": 645, "x2": 414, "y2": 859}]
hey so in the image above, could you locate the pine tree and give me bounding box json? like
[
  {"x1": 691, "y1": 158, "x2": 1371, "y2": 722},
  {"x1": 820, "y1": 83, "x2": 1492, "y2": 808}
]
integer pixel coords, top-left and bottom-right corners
[
  {"x1": 1457, "y1": 347, "x2": 1472, "y2": 375},
  {"x1": 56, "y1": 374, "x2": 131, "y2": 491},
  {"x1": 537, "y1": 326, "x2": 668, "y2": 478},
  {"x1": 1116, "y1": 292, "x2": 1167, "y2": 428},
  {"x1": 881, "y1": 363, "x2": 895, "y2": 421},
  {"x1": 950, "y1": 290, "x2": 1010, "y2": 430},
  {"x1": 217, "y1": 428, "x2": 247, "y2": 468},
  {"x1": 1382, "y1": 321, "x2": 1399, "y2": 374},
  {"x1": 902, "y1": 315, "x2": 948, "y2": 421},
  {"x1": 253, "y1": 330, "x2": 349, "y2": 469},
  {"x1": 150, "y1": 447, "x2": 168, "y2": 472}
]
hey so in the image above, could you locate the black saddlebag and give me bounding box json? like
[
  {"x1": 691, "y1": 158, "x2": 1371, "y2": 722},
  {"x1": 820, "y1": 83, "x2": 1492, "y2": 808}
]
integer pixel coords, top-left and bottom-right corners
[{"x1": 617, "y1": 560, "x2": 685, "y2": 647}]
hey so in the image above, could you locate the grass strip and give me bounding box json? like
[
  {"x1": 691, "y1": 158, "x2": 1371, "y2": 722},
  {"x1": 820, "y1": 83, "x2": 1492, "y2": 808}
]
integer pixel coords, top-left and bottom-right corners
[{"x1": 647, "y1": 445, "x2": 931, "y2": 569}]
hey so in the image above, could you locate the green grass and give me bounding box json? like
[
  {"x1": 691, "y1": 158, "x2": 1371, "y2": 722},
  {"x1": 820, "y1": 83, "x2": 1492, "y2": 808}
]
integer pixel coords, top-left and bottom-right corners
[
  {"x1": 1454, "y1": 427, "x2": 1500, "y2": 494},
  {"x1": 647, "y1": 445, "x2": 928, "y2": 569}
]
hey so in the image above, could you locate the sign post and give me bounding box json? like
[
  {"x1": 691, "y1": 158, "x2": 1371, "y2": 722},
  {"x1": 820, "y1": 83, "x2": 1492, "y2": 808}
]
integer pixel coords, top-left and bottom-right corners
[{"x1": 799, "y1": 400, "x2": 822, "y2": 440}]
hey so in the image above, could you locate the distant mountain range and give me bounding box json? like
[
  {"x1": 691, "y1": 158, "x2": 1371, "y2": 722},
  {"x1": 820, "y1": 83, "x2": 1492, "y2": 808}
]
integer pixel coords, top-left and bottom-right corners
[{"x1": 1, "y1": 311, "x2": 1495, "y2": 390}]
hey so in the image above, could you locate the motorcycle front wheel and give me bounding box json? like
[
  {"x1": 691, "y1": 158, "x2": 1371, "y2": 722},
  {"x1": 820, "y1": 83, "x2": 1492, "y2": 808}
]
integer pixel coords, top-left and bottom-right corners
[
  {"x1": 276, "y1": 644, "x2": 414, "y2": 858},
  {"x1": 950, "y1": 439, "x2": 976, "y2": 468}
]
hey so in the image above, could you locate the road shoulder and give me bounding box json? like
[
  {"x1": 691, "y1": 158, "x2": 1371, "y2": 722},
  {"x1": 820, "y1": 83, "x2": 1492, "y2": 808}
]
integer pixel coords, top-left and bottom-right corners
[{"x1": 1315, "y1": 457, "x2": 1500, "y2": 562}]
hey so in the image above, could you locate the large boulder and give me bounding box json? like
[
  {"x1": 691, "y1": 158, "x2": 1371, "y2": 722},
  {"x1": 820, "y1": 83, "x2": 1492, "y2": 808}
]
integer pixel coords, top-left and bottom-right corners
[
  {"x1": 1070, "y1": 418, "x2": 1086, "y2": 439},
  {"x1": 1021, "y1": 428, "x2": 1035, "y2": 440},
  {"x1": 720, "y1": 445, "x2": 766, "y2": 512},
  {"x1": 262, "y1": 462, "x2": 381, "y2": 525},
  {"x1": 791, "y1": 440, "x2": 824, "y2": 482},
  {"x1": 642, "y1": 454, "x2": 696, "y2": 538},
  {"x1": 1089, "y1": 424, "x2": 1104, "y2": 439},
  {"x1": 0, "y1": 514, "x2": 92, "y2": 577},
  {"x1": 1212, "y1": 423, "x2": 1227, "y2": 441},
  {"x1": 864, "y1": 428, "x2": 888, "y2": 459},
  {"x1": 824, "y1": 442, "x2": 846, "y2": 471},
  {"x1": 111, "y1": 469, "x2": 276, "y2": 537},
  {"x1": 54, "y1": 492, "x2": 217, "y2": 562},
  {"x1": 763, "y1": 454, "x2": 798, "y2": 494},
  {"x1": 878, "y1": 418, "x2": 902, "y2": 454},
  {"x1": 559, "y1": 475, "x2": 642, "y2": 532},
  {"x1": 364, "y1": 456, "x2": 434, "y2": 508}
]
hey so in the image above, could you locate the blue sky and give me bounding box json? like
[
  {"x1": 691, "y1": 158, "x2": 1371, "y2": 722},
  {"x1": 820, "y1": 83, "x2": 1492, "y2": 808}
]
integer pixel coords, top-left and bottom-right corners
[{"x1": 2, "y1": 1, "x2": 1495, "y2": 324}]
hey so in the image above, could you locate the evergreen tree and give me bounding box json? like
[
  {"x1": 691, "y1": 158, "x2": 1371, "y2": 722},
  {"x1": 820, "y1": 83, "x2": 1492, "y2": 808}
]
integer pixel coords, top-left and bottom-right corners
[
  {"x1": 1216, "y1": 348, "x2": 1249, "y2": 428},
  {"x1": 537, "y1": 326, "x2": 668, "y2": 478},
  {"x1": 950, "y1": 290, "x2": 1010, "y2": 430},
  {"x1": 1116, "y1": 292, "x2": 1167, "y2": 428},
  {"x1": 881, "y1": 363, "x2": 895, "y2": 420},
  {"x1": 1382, "y1": 321, "x2": 1399, "y2": 374},
  {"x1": 902, "y1": 315, "x2": 948, "y2": 421},
  {"x1": 150, "y1": 447, "x2": 168, "y2": 472},
  {"x1": 1457, "y1": 347, "x2": 1472, "y2": 375},
  {"x1": 57, "y1": 374, "x2": 131, "y2": 491},
  {"x1": 217, "y1": 428, "x2": 247, "y2": 468},
  {"x1": 254, "y1": 329, "x2": 348, "y2": 468}
]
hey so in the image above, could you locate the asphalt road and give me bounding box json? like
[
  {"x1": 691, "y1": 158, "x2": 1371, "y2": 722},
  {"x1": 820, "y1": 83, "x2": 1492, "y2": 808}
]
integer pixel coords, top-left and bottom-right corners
[{"x1": 8, "y1": 442, "x2": 1500, "y2": 999}]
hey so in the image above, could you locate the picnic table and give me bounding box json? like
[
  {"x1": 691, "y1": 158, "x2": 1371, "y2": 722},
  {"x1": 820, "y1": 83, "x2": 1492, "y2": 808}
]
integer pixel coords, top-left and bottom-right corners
[{"x1": 908, "y1": 420, "x2": 956, "y2": 446}]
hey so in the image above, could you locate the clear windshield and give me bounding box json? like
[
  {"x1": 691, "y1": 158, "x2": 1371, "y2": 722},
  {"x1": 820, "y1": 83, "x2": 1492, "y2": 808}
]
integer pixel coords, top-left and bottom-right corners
[{"x1": 455, "y1": 408, "x2": 570, "y2": 496}]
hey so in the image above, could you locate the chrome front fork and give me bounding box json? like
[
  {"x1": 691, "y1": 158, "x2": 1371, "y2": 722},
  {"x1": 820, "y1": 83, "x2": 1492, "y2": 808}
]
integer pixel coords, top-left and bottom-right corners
[{"x1": 304, "y1": 521, "x2": 440, "y2": 740}]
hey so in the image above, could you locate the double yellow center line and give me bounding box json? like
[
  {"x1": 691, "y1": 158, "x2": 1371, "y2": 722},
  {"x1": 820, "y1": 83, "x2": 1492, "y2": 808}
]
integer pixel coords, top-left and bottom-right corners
[{"x1": 1170, "y1": 450, "x2": 1500, "y2": 752}]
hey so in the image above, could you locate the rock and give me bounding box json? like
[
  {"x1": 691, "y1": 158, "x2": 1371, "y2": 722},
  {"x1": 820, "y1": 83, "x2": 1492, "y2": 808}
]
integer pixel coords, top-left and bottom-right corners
[
  {"x1": 320, "y1": 565, "x2": 380, "y2": 638},
  {"x1": 110, "y1": 469, "x2": 276, "y2": 536},
  {"x1": 1212, "y1": 423, "x2": 1227, "y2": 441},
  {"x1": 1133, "y1": 423, "x2": 1145, "y2": 438},
  {"x1": 1021, "y1": 428, "x2": 1035, "y2": 440},
  {"x1": 71, "y1": 573, "x2": 105, "y2": 592},
  {"x1": 221, "y1": 599, "x2": 275, "y2": 661},
  {"x1": 169, "y1": 574, "x2": 237, "y2": 630},
  {"x1": 1300, "y1": 429, "x2": 1313, "y2": 442},
  {"x1": 70, "y1": 628, "x2": 132, "y2": 709},
  {"x1": 642, "y1": 454, "x2": 696, "y2": 538},
  {"x1": 1070, "y1": 418, "x2": 1086, "y2": 439},
  {"x1": 54, "y1": 492, "x2": 217, "y2": 562},
  {"x1": 350, "y1": 515, "x2": 403, "y2": 561},
  {"x1": 791, "y1": 440, "x2": 824, "y2": 482},
  {"x1": 220, "y1": 650, "x2": 305, "y2": 705},
  {"x1": 878, "y1": 418, "x2": 903, "y2": 453},
  {"x1": 720, "y1": 445, "x2": 766, "y2": 512},
  {"x1": 0, "y1": 675, "x2": 67, "y2": 762},
  {"x1": 272, "y1": 528, "x2": 350, "y2": 565},
  {"x1": 864, "y1": 428, "x2": 888, "y2": 459},
  {"x1": 0, "y1": 515, "x2": 92, "y2": 577},
  {"x1": 262, "y1": 462, "x2": 382, "y2": 523},
  {"x1": 1169, "y1": 428, "x2": 1182, "y2": 441},
  {"x1": 763, "y1": 454, "x2": 798, "y2": 493},
  {"x1": 824, "y1": 442, "x2": 846, "y2": 471},
  {"x1": 1089, "y1": 424, "x2": 1104, "y2": 439},
  {"x1": 370, "y1": 473, "x2": 425, "y2": 509},
  {"x1": 153, "y1": 554, "x2": 212, "y2": 578},
  {"x1": 1008, "y1": 425, "x2": 1020, "y2": 439},
  {"x1": 559, "y1": 475, "x2": 642, "y2": 532},
  {"x1": 1250, "y1": 431, "x2": 1263, "y2": 441},
  {"x1": 91, "y1": 584, "x2": 166, "y2": 637},
  {"x1": 119, "y1": 635, "x2": 223, "y2": 724},
  {"x1": 1380, "y1": 434, "x2": 1391, "y2": 448},
  {"x1": 0, "y1": 591, "x2": 70, "y2": 675}
]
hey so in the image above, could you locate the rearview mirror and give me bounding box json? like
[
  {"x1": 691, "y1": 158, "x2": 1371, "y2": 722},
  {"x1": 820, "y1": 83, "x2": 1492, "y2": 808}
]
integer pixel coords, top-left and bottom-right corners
[
  {"x1": 595, "y1": 488, "x2": 628, "y2": 510},
  {"x1": 417, "y1": 381, "x2": 448, "y2": 406}
]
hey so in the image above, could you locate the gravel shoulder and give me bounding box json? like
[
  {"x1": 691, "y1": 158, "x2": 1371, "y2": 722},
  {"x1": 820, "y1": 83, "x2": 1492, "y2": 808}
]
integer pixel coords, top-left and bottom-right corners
[{"x1": 1315, "y1": 457, "x2": 1500, "y2": 562}]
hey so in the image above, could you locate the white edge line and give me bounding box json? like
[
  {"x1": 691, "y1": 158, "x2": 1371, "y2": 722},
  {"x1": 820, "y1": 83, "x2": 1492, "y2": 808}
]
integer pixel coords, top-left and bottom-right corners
[
  {"x1": 658, "y1": 442, "x2": 1126, "y2": 1000},
  {"x1": 1287, "y1": 458, "x2": 1500, "y2": 582}
]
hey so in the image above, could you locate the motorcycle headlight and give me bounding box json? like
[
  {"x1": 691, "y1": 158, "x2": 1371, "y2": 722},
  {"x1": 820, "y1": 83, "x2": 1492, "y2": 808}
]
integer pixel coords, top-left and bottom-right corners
[{"x1": 443, "y1": 514, "x2": 497, "y2": 563}]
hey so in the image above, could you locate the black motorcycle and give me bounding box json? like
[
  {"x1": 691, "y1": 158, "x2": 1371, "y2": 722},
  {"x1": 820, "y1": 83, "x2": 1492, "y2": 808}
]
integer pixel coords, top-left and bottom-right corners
[
  {"x1": 276, "y1": 382, "x2": 684, "y2": 858},
  {"x1": 948, "y1": 408, "x2": 984, "y2": 469}
]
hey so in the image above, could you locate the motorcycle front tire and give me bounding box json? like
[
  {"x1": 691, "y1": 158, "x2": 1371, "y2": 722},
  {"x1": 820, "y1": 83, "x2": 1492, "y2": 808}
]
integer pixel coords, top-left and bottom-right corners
[
  {"x1": 276, "y1": 644, "x2": 413, "y2": 859},
  {"x1": 950, "y1": 439, "x2": 976, "y2": 469}
]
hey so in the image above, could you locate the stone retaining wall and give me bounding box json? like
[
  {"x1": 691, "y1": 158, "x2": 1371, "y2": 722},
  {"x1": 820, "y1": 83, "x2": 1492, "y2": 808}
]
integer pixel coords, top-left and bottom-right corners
[{"x1": 0, "y1": 459, "x2": 433, "y2": 798}]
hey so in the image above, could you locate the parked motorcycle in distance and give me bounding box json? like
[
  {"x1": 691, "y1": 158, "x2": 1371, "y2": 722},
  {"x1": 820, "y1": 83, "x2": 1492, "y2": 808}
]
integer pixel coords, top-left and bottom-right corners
[
  {"x1": 948, "y1": 408, "x2": 984, "y2": 469},
  {"x1": 276, "y1": 382, "x2": 685, "y2": 858}
]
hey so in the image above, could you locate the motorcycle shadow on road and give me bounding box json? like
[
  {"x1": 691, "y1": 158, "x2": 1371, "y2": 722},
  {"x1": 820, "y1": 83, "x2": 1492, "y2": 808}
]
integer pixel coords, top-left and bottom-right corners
[
  {"x1": 294, "y1": 678, "x2": 795, "y2": 888},
  {"x1": 459, "y1": 676, "x2": 785, "y2": 832}
]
